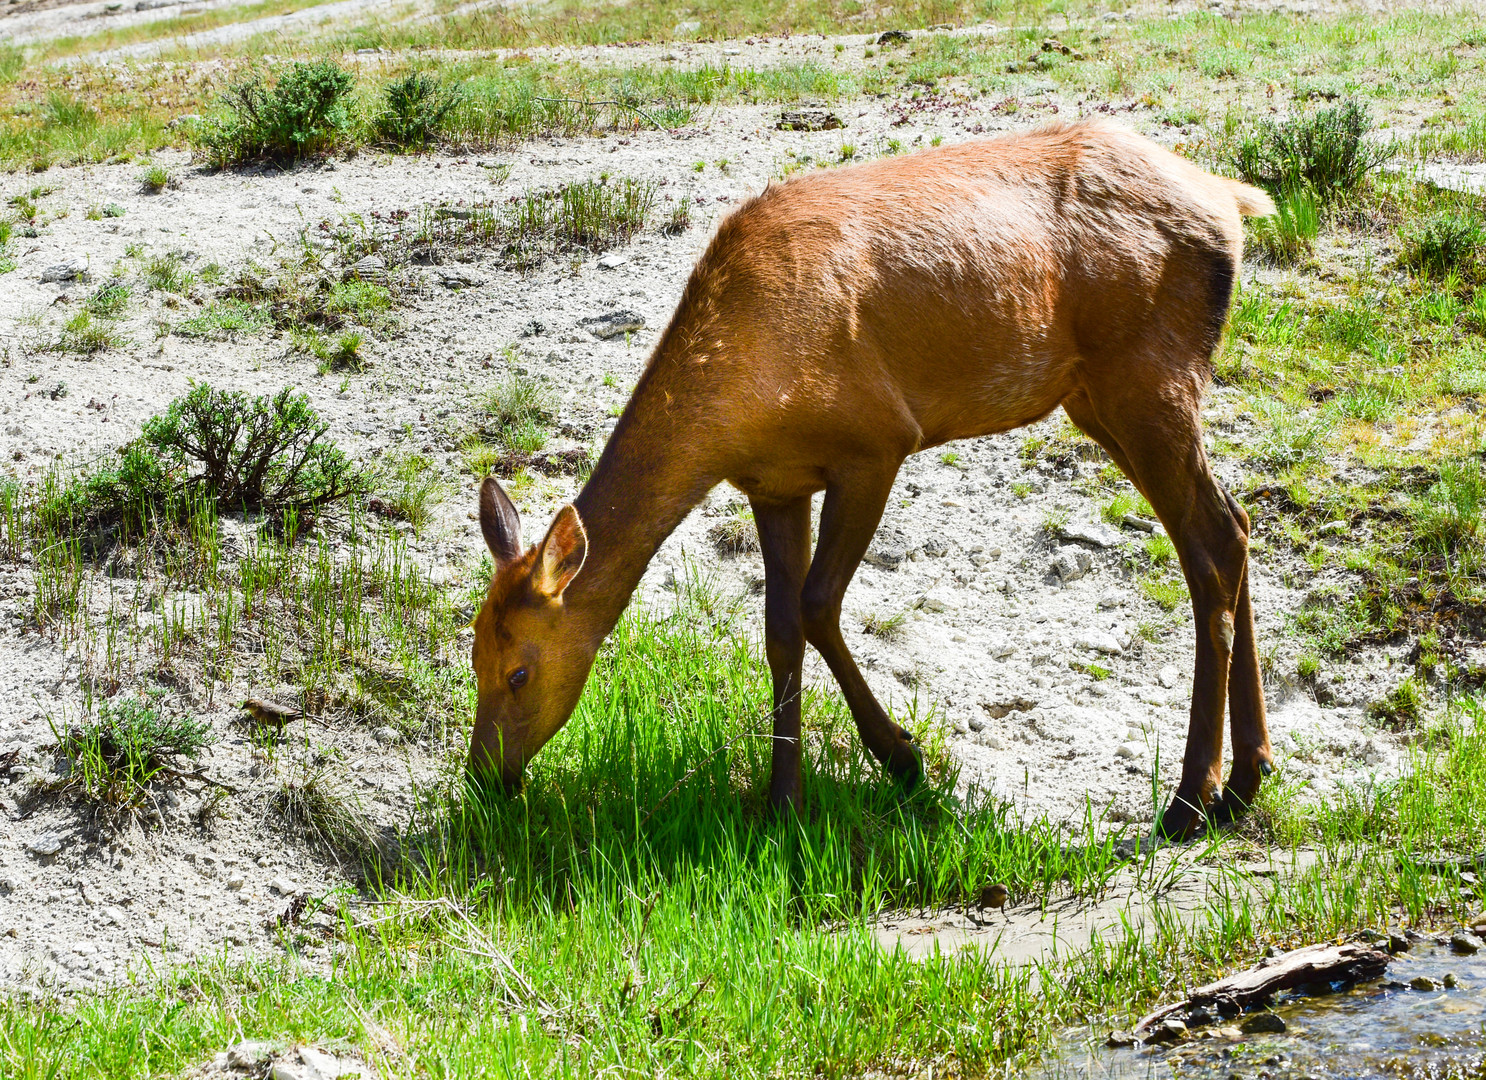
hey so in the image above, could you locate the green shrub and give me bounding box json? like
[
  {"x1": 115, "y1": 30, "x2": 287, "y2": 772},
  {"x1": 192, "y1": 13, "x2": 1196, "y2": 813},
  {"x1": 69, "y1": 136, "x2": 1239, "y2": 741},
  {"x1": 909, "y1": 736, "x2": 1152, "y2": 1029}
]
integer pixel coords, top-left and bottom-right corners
[
  {"x1": 84, "y1": 282, "x2": 131, "y2": 318},
  {"x1": 374, "y1": 72, "x2": 462, "y2": 148},
  {"x1": 1401, "y1": 212, "x2": 1486, "y2": 282},
  {"x1": 141, "y1": 383, "x2": 370, "y2": 521},
  {"x1": 1233, "y1": 99, "x2": 1387, "y2": 201},
  {"x1": 53, "y1": 694, "x2": 213, "y2": 812},
  {"x1": 194, "y1": 60, "x2": 356, "y2": 166},
  {"x1": 55, "y1": 311, "x2": 126, "y2": 354},
  {"x1": 0, "y1": 45, "x2": 23, "y2": 85},
  {"x1": 482, "y1": 369, "x2": 554, "y2": 447}
]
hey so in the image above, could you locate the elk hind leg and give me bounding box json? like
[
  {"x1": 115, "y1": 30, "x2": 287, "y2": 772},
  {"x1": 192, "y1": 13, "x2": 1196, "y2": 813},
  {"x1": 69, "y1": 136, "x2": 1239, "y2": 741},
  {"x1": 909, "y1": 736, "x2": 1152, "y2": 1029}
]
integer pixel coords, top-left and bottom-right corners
[{"x1": 1063, "y1": 391, "x2": 1248, "y2": 839}]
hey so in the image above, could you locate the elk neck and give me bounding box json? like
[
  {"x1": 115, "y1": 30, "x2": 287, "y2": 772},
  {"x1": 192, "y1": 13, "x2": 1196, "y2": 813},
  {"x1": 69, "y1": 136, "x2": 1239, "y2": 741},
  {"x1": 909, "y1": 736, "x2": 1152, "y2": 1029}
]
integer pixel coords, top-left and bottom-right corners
[{"x1": 566, "y1": 358, "x2": 725, "y2": 649}]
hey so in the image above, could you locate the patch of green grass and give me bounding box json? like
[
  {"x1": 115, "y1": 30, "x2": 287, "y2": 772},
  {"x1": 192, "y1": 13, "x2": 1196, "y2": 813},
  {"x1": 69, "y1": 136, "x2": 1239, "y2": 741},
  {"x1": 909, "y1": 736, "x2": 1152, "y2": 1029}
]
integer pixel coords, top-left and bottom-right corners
[
  {"x1": 1142, "y1": 575, "x2": 1188, "y2": 612},
  {"x1": 1401, "y1": 212, "x2": 1486, "y2": 282},
  {"x1": 373, "y1": 71, "x2": 462, "y2": 148},
  {"x1": 376, "y1": 451, "x2": 443, "y2": 533},
  {"x1": 138, "y1": 162, "x2": 172, "y2": 193},
  {"x1": 174, "y1": 298, "x2": 270, "y2": 339},
  {"x1": 481, "y1": 368, "x2": 554, "y2": 449},
  {"x1": 55, "y1": 311, "x2": 127, "y2": 354},
  {"x1": 83, "y1": 281, "x2": 131, "y2": 318},
  {"x1": 143, "y1": 252, "x2": 195, "y2": 294},
  {"x1": 1246, "y1": 185, "x2": 1319, "y2": 265}
]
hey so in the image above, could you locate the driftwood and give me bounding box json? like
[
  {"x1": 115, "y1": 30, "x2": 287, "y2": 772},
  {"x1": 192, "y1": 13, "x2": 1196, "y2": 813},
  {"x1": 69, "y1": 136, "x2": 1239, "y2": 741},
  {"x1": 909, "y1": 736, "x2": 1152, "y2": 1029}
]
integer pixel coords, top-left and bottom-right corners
[{"x1": 1133, "y1": 942, "x2": 1390, "y2": 1037}]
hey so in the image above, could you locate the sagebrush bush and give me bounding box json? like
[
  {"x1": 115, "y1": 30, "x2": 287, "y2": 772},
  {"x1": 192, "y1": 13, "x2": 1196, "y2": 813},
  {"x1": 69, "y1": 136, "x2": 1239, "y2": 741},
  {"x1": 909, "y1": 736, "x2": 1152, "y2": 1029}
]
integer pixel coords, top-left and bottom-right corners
[
  {"x1": 54, "y1": 695, "x2": 213, "y2": 811},
  {"x1": 36, "y1": 384, "x2": 370, "y2": 543},
  {"x1": 142, "y1": 383, "x2": 370, "y2": 520},
  {"x1": 1401, "y1": 212, "x2": 1486, "y2": 281},
  {"x1": 1233, "y1": 99, "x2": 1387, "y2": 201},
  {"x1": 194, "y1": 60, "x2": 355, "y2": 166},
  {"x1": 374, "y1": 72, "x2": 462, "y2": 148}
]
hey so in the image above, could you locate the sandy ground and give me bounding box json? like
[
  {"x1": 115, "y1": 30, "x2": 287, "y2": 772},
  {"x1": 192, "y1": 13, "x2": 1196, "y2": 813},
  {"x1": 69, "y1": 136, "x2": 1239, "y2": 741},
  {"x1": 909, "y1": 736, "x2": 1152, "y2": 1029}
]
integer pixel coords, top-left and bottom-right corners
[{"x1": 0, "y1": 36, "x2": 1427, "y2": 994}]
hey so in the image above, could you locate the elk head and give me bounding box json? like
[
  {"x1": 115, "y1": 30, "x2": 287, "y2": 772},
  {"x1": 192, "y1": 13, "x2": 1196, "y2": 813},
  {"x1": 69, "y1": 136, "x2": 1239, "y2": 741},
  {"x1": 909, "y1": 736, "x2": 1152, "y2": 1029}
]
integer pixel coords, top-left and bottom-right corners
[{"x1": 468, "y1": 476, "x2": 591, "y2": 791}]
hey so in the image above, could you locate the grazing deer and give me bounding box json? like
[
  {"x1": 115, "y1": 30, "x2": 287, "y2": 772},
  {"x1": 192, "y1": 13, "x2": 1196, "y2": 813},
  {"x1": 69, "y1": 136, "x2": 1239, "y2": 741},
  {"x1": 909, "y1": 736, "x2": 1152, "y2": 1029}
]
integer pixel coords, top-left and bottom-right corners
[{"x1": 471, "y1": 120, "x2": 1276, "y2": 839}]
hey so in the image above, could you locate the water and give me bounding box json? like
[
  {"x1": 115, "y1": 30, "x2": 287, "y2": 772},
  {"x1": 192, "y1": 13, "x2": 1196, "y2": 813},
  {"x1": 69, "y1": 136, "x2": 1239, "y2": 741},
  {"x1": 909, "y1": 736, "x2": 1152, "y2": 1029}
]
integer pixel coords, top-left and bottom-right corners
[{"x1": 1044, "y1": 943, "x2": 1486, "y2": 1079}]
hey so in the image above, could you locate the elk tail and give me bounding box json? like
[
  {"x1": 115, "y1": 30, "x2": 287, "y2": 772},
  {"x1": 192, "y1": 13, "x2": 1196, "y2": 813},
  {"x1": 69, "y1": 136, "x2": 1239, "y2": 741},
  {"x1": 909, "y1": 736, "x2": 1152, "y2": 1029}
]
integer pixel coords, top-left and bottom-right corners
[{"x1": 1224, "y1": 177, "x2": 1276, "y2": 218}]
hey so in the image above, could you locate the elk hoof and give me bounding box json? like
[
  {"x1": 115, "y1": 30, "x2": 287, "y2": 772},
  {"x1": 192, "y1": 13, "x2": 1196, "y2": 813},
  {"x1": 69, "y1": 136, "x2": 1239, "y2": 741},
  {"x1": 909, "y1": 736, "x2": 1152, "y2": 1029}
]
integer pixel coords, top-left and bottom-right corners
[
  {"x1": 886, "y1": 739, "x2": 923, "y2": 791},
  {"x1": 1155, "y1": 797, "x2": 1208, "y2": 841},
  {"x1": 1259, "y1": 758, "x2": 1274, "y2": 777}
]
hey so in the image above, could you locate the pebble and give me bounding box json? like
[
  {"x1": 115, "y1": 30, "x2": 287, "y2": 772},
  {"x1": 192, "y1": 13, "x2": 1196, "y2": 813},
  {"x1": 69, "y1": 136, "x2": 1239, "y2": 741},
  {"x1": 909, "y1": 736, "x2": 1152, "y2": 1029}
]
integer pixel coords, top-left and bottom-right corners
[
  {"x1": 1115, "y1": 742, "x2": 1143, "y2": 760},
  {"x1": 1411, "y1": 975, "x2": 1444, "y2": 991},
  {"x1": 1057, "y1": 521, "x2": 1122, "y2": 549},
  {"x1": 1076, "y1": 631, "x2": 1123, "y2": 655},
  {"x1": 596, "y1": 253, "x2": 629, "y2": 270},
  {"x1": 1240, "y1": 1012, "x2": 1287, "y2": 1034},
  {"x1": 1318, "y1": 519, "x2": 1348, "y2": 536},
  {"x1": 40, "y1": 260, "x2": 89, "y2": 283},
  {"x1": 918, "y1": 586, "x2": 958, "y2": 613},
  {"x1": 226, "y1": 1042, "x2": 275, "y2": 1069},
  {"x1": 1145, "y1": 1018, "x2": 1187, "y2": 1043},
  {"x1": 579, "y1": 309, "x2": 645, "y2": 339},
  {"x1": 269, "y1": 1064, "x2": 306, "y2": 1080},
  {"x1": 1122, "y1": 513, "x2": 1157, "y2": 532},
  {"x1": 1158, "y1": 665, "x2": 1181, "y2": 689},
  {"x1": 1048, "y1": 546, "x2": 1092, "y2": 584},
  {"x1": 1451, "y1": 932, "x2": 1482, "y2": 954},
  {"x1": 27, "y1": 835, "x2": 63, "y2": 857},
  {"x1": 227, "y1": 876, "x2": 246, "y2": 891},
  {"x1": 1388, "y1": 932, "x2": 1410, "y2": 953},
  {"x1": 269, "y1": 877, "x2": 300, "y2": 897},
  {"x1": 1106, "y1": 1029, "x2": 1137, "y2": 1047},
  {"x1": 297, "y1": 1046, "x2": 344, "y2": 1080},
  {"x1": 1445, "y1": 973, "x2": 1461, "y2": 988},
  {"x1": 102, "y1": 906, "x2": 126, "y2": 926},
  {"x1": 372, "y1": 725, "x2": 402, "y2": 745}
]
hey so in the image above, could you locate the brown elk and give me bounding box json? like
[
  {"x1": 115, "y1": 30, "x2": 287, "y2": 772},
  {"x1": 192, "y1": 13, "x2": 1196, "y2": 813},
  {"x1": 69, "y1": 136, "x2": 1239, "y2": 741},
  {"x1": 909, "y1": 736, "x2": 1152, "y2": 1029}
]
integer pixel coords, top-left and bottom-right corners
[{"x1": 470, "y1": 120, "x2": 1276, "y2": 839}]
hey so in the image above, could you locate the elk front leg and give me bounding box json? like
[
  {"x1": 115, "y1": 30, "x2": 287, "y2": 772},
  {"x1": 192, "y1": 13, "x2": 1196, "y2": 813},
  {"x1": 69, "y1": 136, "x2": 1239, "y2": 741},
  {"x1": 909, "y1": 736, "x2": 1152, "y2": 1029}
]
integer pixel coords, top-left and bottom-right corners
[
  {"x1": 752, "y1": 495, "x2": 814, "y2": 813},
  {"x1": 799, "y1": 464, "x2": 921, "y2": 788}
]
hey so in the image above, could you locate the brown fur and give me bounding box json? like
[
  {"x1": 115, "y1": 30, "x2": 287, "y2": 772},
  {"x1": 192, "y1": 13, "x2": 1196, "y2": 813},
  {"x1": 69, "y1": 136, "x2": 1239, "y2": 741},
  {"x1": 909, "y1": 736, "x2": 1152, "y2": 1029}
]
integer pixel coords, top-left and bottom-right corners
[{"x1": 472, "y1": 121, "x2": 1275, "y2": 838}]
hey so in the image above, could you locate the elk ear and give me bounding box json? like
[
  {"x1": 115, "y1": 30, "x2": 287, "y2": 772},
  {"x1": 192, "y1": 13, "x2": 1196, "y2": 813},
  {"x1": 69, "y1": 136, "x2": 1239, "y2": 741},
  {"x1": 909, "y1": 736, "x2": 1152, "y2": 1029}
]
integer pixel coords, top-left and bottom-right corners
[
  {"x1": 531, "y1": 504, "x2": 587, "y2": 599},
  {"x1": 479, "y1": 476, "x2": 523, "y2": 566}
]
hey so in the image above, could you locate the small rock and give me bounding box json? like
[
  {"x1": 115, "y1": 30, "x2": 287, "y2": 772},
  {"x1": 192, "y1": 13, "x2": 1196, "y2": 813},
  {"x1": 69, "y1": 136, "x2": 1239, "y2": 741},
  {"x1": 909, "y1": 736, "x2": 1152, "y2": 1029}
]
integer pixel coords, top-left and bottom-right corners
[
  {"x1": 777, "y1": 109, "x2": 844, "y2": 132},
  {"x1": 227, "y1": 876, "x2": 245, "y2": 891},
  {"x1": 864, "y1": 530, "x2": 913, "y2": 569},
  {"x1": 41, "y1": 260, "x2": 89, "y2": 283},
  {"x1": 673, "y1": 19, "x2": 701, "y2": 34},
  {"x1": 1144, "y1": 1018, "x2": 1187, "y2": 1044},
  {"x1": 877, "y1": 29, "x2": 912, "y2": 44},
  {"x1": 1451, "y1": 932, "x2": 1482, "y2": 954},
  {"x1": 1186, "y1": 1006, "x2": 1215, "y2": 1028},
  {"x1": 1122, "y1": 513, "x2": 1158, "y2": 532},
  {"x1": 1106, "y1": 1029, "x2": 1137, "y2": 1047},
  {"x1": 1057, "y1": 521, "x2": 1122, "y2": 549},
  {"x1": 1411, "y1": 975, "x2": 1444, "y2": 992},
  {"x1": 226, "y1": 1041, "x2": 274, "y2": 1069},
  {"x1": 269, "y1": 1063, "x2": 307, "y2": 1080},
  {"x1": 1240, "y1": 1012, "x2": 1287, "y2": 1033},
  {"x1": 372, "y1": 725, "x2": 402, "y2": 746},
  {"x1": 1469, "y1": 912, "x2": 1486, "y2": 933},
  {"x1": 102, "y1": 906, "x2": 126, "y2": 926},
  {"x1": 1047, "y1": 546, "x2": 1092, "y2": 584},
  {"x1": 1318, "y1": 519, "x2": 1348, "y2": 536},
  {"x1": 1444, "y1": 973, "x2": 1460, "y2": 988},
  {"x1": 1216, "y1": 1026, "x2": 1243, "y2": 1039},
  {"x1": 918, "y1": 586, "x2": 958, "y2": 613},
  {"x1": 269, "y1": 876, "x2": 300, "y2": 897},
  {"x1": 1158, "y1": 665, "x2": 1181, "y2": 689},
  {"x1": 437, "y1": 269, "x2": 482, "y2": 289},
  {"x1": 348, "y1": 255, "x2": 386, "y2": 283},
  {"x1": 579, "y1": 309, "x2": 646, "y2": 339},
  {"x1": 520, "y1": 319, "x2": 546, "y2": 337},
  {"x1": 596, "y1": 253, "x2": 629, "y2": 270},
  {"x1": 1076, "y1": 632, "x2": 1123, "y2": 655},
  {"x1": 297, "y1": 1047, "x2": 343, "y2": 1080},
  {"x1": 922, "y1": 537, "x2": 949, "y2": 557},
  {"x1": 1115, "y1": 741, "x2": 1143, "y2": 760},
  {"x1": 27, "y1": 835, "x2": 63, "y2": 857},
  {"x1": 1388, "y1": 932, "x2": 1410, "y2": 953}
]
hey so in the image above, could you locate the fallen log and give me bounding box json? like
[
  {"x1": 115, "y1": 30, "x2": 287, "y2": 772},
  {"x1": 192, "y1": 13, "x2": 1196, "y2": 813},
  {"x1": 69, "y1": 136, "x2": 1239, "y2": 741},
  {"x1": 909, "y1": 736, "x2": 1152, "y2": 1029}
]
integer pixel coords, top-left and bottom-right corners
[{"x1": 1132, "y1": 942, "x2": 1390, "y2": 1039}]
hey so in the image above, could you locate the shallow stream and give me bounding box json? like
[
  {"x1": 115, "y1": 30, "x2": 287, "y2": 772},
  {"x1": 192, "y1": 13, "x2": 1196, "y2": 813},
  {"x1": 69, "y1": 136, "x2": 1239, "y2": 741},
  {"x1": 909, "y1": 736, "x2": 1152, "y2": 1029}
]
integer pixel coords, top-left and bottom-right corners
[{"x1": 1044, "y1": 942, "x2": 1486, "y2": 1079}]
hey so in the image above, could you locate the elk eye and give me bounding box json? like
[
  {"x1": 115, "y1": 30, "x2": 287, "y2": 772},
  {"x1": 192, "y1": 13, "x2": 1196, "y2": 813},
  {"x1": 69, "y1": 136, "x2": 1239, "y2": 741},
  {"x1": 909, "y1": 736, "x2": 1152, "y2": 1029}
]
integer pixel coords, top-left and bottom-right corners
[{"x1": 508, "y1": 667, "x2": 529, "y2": 690}]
